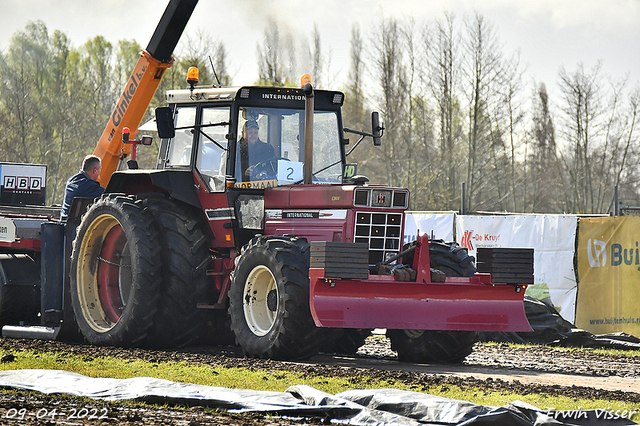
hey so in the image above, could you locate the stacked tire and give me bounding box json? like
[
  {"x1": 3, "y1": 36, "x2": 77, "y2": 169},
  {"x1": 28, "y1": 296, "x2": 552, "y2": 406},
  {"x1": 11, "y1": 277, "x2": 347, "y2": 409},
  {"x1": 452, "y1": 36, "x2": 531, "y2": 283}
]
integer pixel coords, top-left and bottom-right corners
[{"x1": 388, "y1": 240, "x2": 478, "y2": 363}]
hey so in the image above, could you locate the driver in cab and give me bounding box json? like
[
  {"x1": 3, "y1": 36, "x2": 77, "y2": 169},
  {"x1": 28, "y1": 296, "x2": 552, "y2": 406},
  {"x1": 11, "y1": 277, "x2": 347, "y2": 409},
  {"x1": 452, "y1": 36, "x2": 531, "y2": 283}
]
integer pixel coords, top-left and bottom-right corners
[{"x1": 238, "y1": 120, "x2": 275, "y2": 180}]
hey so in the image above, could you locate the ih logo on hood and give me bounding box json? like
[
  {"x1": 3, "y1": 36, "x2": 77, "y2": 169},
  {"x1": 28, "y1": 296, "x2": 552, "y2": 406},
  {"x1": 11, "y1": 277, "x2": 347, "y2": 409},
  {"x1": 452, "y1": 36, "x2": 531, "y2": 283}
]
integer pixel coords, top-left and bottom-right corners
[{"x1": 587, "y1": 239, "x2": 607, "y2": 267}]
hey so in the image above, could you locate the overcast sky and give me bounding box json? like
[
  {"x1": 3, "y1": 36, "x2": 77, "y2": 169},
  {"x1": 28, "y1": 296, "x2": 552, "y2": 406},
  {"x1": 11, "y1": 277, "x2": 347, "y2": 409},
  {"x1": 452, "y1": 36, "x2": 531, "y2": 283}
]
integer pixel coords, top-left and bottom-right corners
[{"x1": 1, "y1": 0, "x2": 639, "y2": 100}]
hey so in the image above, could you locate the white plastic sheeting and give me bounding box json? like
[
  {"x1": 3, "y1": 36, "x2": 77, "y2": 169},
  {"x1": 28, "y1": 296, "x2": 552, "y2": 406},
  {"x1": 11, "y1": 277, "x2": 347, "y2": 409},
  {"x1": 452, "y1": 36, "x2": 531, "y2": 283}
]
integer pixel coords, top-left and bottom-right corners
[
  {"x1": 0, "y1": 369, "x2": 358, "y2": 416},
  {"x1": 0, "y1": 369, "x2": 629, "y2": 426}
]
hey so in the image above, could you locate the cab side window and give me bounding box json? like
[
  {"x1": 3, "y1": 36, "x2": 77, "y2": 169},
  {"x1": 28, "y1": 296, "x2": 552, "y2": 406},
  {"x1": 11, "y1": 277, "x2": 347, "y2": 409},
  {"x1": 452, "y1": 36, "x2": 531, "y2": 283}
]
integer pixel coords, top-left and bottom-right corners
[
  {"x1": 197, "y1": 107, "x2": 230, "y2": 192},
  {"x1": 166, "y1": 106, "x2": 196, "y2": 167}
]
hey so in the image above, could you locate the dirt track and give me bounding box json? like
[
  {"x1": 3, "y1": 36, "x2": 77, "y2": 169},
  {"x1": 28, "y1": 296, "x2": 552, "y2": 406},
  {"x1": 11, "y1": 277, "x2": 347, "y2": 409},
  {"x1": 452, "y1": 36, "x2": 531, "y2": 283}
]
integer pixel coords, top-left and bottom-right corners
[{"x1": 0, "y1": 336, "x2": 638, "y2": 424}]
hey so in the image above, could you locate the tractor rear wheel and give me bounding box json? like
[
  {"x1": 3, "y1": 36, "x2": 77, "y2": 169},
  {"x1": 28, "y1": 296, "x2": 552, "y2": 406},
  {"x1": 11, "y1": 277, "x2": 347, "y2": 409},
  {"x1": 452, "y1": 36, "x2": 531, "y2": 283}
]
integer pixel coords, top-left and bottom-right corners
[
  {"x1": 70, "y1": 195, "x2": 162, "y2": 347},
  {"x1": 389, "y1": 240, "x2": 478, "y2": 363},
  {"x1": 145, "y1": 197, "x2": 211, "y2": 348},
  {"x1": 229, "y1": 235, "x2": 322, "y2": 360}
]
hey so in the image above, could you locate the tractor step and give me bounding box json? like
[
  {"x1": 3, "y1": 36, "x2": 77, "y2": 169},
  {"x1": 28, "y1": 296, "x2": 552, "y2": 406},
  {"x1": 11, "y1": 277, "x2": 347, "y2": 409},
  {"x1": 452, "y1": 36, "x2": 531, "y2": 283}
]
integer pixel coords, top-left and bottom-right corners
[{"x1": 2, "y1": 325, "x2": 61, "y2": 340}]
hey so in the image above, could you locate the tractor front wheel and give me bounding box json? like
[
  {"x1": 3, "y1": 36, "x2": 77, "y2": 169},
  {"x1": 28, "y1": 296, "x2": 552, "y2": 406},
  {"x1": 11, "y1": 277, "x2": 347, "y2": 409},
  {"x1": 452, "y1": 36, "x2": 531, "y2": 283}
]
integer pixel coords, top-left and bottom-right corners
[
  {"x1": 322, "y1": 329, "x2": 372, "y2": 355},
  {"x1": 229, "y1": 236, "x2": 322, "y2": 360},
  {"x1": 387, "y1": 329, "x2": 477, "y2": 363}
]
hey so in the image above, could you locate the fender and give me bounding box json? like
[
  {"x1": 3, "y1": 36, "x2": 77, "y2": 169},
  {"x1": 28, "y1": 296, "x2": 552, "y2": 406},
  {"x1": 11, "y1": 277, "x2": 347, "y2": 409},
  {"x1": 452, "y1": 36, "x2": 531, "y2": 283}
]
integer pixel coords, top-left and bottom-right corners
[{"x1": 105, "y1": 169, "x2": 202, "y2": 209}]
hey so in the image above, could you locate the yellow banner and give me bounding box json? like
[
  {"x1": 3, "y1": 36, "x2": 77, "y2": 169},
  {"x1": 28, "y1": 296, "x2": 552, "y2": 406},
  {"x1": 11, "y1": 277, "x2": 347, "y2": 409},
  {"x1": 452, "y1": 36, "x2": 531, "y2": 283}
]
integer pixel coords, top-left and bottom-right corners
[{"x1": 576, "y1": 216, "x2": 640, "y2": 335}]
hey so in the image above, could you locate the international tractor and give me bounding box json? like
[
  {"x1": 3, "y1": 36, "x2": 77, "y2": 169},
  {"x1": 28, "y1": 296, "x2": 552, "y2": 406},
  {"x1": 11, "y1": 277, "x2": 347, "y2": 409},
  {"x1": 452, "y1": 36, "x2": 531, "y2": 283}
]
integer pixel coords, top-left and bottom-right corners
[{"x1": 0, "y1": 0, "x2": 532, "y2": 363}]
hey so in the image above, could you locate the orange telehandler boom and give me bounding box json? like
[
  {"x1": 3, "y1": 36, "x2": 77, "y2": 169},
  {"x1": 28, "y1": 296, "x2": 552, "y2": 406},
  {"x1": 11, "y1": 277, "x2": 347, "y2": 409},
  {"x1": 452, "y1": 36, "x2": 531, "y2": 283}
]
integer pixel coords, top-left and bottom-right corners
[{"x1": 93, "y1": 0, "x2": 198, "y2": 187}]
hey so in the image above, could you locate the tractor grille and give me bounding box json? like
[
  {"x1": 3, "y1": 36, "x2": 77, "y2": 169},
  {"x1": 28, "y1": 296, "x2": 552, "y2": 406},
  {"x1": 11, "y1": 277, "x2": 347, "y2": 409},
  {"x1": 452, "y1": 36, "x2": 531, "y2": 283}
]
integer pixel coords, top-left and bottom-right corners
[{"x1": 354, "y1": 211, "x2": 403, "y2": 265}]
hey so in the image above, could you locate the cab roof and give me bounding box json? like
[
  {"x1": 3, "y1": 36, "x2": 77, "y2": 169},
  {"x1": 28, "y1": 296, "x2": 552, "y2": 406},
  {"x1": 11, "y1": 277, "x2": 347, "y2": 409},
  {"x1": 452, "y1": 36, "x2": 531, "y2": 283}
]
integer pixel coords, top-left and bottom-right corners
[{"x1": 165, "y1": 86, "x2": 345, "y2": 109}]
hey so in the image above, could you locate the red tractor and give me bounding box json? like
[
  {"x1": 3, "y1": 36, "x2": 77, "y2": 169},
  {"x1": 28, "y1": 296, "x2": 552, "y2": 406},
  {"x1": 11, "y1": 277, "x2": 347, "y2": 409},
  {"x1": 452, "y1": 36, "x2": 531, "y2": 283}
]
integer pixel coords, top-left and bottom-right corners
[
  {"x1": 0, "y1": 0, "x2": 531, "y2": 363},
  {"x1": 64, "y1": 75, "x2": 531, "y2": 362}
]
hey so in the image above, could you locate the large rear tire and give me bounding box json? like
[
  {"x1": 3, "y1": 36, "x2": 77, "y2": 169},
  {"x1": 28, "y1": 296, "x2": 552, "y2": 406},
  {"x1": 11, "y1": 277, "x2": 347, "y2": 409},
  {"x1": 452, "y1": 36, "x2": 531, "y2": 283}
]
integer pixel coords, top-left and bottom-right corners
[
  {"x1": 70, "y1": 195, "x2": 162, "y2": 347},
  {"x1": 389, "y1": 240, "x2": 478, "y2": 363},
  {"x1": 229, "y1": 236, "x2": 322, "y2": 360},
  {"x1": 145, "y1": 197, "x2": 211, "y2": 348}
]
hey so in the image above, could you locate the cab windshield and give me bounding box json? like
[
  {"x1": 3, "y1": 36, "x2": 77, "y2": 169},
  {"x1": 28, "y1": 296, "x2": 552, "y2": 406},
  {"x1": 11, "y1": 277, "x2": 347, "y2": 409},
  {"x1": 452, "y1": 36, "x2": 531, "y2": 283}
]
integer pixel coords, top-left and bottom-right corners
[{"x1": 234, "y1": 107, "x2": 342, "y2": 188}]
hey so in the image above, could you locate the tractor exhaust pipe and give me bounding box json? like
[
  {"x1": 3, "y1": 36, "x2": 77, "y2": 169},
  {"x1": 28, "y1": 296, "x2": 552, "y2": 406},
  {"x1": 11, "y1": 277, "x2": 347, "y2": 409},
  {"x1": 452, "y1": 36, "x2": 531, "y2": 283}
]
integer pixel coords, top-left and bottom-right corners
[{"x1": 302, "y1": 79, "x2": 314, "y2": 185}]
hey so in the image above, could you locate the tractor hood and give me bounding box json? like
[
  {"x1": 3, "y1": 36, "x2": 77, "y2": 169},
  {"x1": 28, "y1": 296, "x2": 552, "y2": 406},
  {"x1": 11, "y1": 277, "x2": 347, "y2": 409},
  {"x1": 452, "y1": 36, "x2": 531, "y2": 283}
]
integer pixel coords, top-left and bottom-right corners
[{"x1": 264, "y1": 185, "x2": 409, "y2": 210}]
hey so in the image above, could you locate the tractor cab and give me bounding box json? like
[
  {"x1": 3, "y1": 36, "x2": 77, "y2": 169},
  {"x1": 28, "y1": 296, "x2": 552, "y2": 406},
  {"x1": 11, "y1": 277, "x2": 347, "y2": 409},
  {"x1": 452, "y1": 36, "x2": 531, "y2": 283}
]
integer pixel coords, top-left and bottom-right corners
[
  {"x1": 152, "y1": 82, "x2": 388, "y2": 250},
  {"x1": 157, "y1": 85, "x2": 349, "y2": 193}
]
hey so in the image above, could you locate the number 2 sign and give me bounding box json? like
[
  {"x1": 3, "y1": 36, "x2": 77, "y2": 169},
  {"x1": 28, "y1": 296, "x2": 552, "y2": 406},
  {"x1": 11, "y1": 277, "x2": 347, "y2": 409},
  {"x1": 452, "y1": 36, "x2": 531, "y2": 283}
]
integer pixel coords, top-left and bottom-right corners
[{"x1": 276, "y1": 160, "x2": 303, "y2": 184}]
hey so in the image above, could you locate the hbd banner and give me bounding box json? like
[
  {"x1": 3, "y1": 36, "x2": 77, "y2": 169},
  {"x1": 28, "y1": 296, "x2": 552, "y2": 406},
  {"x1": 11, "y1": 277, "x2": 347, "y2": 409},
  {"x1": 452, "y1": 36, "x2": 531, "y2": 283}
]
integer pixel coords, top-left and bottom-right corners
[{"x1": 0, "y1": 163, "x2": 46, "y2": 206}]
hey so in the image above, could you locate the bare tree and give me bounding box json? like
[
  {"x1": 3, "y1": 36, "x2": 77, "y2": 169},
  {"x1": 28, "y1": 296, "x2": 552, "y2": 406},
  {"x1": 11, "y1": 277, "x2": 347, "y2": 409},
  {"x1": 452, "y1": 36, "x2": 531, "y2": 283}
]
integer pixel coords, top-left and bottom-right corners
[
  {"x1": 528, "y1": 82, "x2": 562, "y2": 212},
  {"x1": 342, "y1": 24, "x2": 366, "y2": 130},
  {"x1": 401, "y1": 19, "x2": 421, "y2": 208},
  {"x1": 256, "y1": 18, "x2": 309, "y2": 87},
  {"x1": 341, "y1": 23, "x2": 374, "y2": 186},
  {"x1": 423, "y1": 13, "x2": 464, "y2": 209},
  {"x1": 257, "y1": 18, "x2": 284, "y2": 86},
  {"x1": 369, "y1": 18, "x2": 408, "y2": 189},
  {"x1": 615, "y1": 86, "x2": 640, "y2": 208},
  {"x1": 463, "y1": 12, "x2": 505, "y2": 211},
  {"x1": 532, "y1": 83, "x2": 555, "y2": 157},
  {"x1": 310, "y1": 24, "x2": 322, "y2": 87},
  {"x1": 558, "y1": 62, "x2": 603, "y2": 213},
  {"x1": 501, "y1": 54, "x2": 526, "y2": 211},
  {"x1": 175, "y1": 29, "x2": 227, "y2": 86},
  {"x1": 213, "y1": 42, "x2": 230, "y2": 86}
]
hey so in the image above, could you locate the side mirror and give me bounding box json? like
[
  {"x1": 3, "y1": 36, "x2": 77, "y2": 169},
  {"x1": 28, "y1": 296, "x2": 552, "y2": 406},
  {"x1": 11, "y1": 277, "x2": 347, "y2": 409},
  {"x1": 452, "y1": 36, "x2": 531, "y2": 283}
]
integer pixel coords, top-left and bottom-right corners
[
  {"x1": 371, "y1": 112, "x2": 383, "y2": 146},
  {"x1": 155, "y1": 107, "x2": 175, "y2": 139},
  {"x1": 141, "y1": 136, "x2": 153, "y2": 146}
]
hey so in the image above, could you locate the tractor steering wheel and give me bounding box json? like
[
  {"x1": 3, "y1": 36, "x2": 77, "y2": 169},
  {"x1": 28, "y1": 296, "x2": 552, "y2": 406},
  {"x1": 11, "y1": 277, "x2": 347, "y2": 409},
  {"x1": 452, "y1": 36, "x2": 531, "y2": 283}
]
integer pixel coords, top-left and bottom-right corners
[{"x1": 249, "y1": 157, "x2": 290, "y2": 181}]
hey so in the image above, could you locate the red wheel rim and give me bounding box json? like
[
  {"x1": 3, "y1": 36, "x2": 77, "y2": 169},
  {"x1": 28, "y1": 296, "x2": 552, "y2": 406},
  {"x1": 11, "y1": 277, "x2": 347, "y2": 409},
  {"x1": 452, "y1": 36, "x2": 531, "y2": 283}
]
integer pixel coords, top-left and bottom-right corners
[{"x1": 97, "y1": 225, "x2": 126, "y2": 323}]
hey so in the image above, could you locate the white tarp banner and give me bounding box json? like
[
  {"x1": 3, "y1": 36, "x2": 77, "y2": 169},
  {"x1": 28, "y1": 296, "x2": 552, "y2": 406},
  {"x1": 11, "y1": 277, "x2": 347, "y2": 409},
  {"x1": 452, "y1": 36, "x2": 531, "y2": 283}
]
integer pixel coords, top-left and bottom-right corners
[
  {"x1": 403, "y1": 212, "x2": 455, "y2": 245},
  {"x1": 455, "y1": 215, "x2": 579, "y2": 323}
]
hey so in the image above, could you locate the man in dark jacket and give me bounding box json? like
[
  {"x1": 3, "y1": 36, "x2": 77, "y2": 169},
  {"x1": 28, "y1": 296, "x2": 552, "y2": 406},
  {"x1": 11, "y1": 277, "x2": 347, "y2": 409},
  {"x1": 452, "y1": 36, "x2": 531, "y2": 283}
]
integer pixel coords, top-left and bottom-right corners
[
  {"x1": 60, "y1": 155, "x2": 105, "y2": 220},
  {"x1": 237, "y1": 120, "x2": 276, "y2": 180}
]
